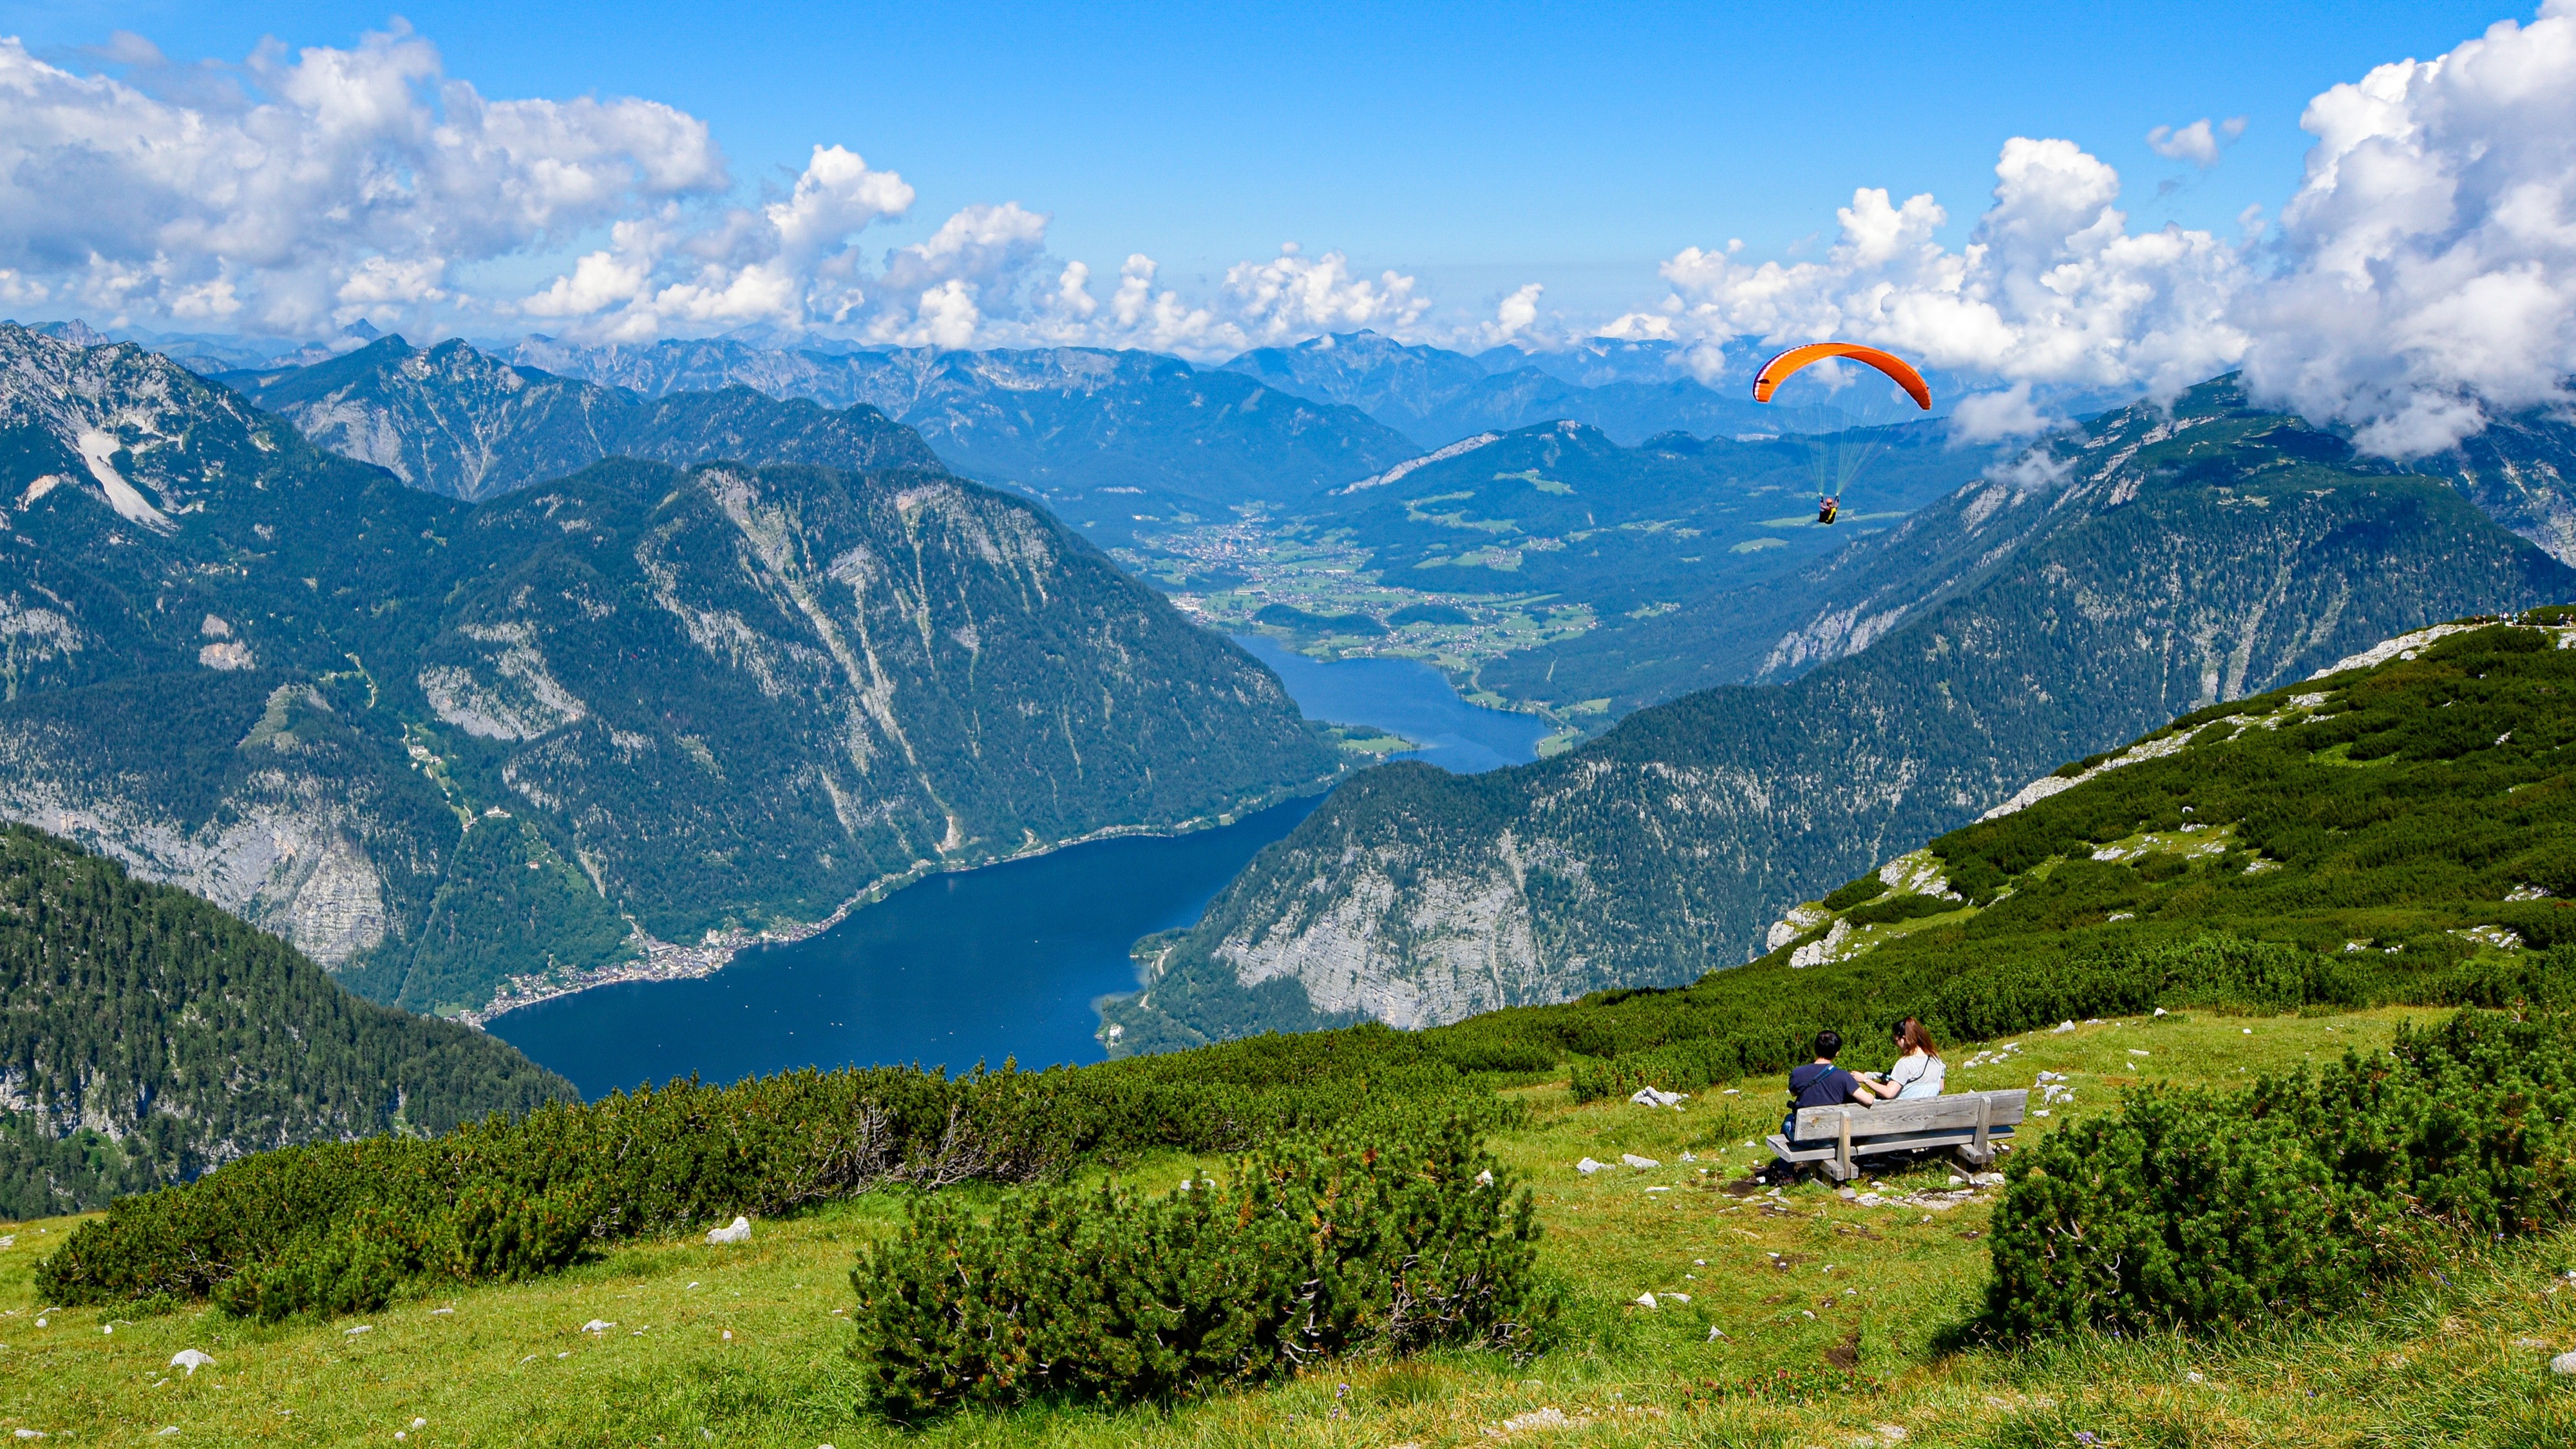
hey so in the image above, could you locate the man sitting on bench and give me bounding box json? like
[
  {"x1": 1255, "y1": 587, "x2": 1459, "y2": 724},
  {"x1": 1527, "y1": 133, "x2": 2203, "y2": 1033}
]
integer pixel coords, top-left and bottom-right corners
[{"x1": 1782, "y1": 1028, "x2": 1892, "y2": 1145}]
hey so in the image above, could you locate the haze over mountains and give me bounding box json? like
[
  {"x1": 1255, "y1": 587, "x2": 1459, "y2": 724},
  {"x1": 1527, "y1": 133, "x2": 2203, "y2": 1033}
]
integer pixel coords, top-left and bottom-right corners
[{"x1": 0, "y1": 323, "x2": 1336, "y2": 1020}]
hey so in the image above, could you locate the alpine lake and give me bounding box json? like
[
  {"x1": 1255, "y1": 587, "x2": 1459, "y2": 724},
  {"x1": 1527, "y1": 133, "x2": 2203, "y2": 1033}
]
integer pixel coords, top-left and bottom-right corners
[{"x1": 489, "y1": 638, "x2": 1551, "y2": 1096}]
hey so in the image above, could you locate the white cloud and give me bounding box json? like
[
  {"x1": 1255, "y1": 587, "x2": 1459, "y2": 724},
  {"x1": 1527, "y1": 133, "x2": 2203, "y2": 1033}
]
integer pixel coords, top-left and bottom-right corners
[
  {"x1": 2237, "y1": 0, "x2": 2576, "y2": 455},
  {"x1": 1219, "y1": 244, "x2": 1429, "y2": 346},
  {"x1": 0, "y1": 23, "x2": 725, "y2": 333},
  {"x1": 1617, "y1": 5, "x2": 2576, "y2": 455},
  {"x1": 1643, "y1": 138, "x2": 2251, "y2": 403},
  {"x1": 1472, "y1": 283, "x2": 1546, "y2": 349},
  {"x1": 2146, "y1": 116, "x2": 2247, "y2": 167},
  {"x1": 1949, "y1": 381, "x2": 2060, "y2": 442}
]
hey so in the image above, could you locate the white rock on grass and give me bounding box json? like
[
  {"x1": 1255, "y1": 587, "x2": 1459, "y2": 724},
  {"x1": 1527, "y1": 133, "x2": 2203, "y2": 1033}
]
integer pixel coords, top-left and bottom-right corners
[
  {"x1": 1627, "y1": 1087, "x2": 1688, "y2": 1109},
  {"x1": 706, "y1": 1216, "x2": 752, "y2": 1245},
  {"x1": 1620, "y1": 1153, "x2": 1661, "y2": 1169},
  {"x1": 2553, "y1": 1350, "x2": 2576, "y2": 1376},
  {"x1": 582, "y1": 1320, "x2": 616, "y2": 1334},
  {"x1": 169, "y1": 1349, "x2": 214, "y2": 1376},
  {"x1": 1634, "y1": 1293, "x2": 1657, "y2": 1309},
  {"x1": 1577, "y1": 1157, "x2": 1605, "y2": 1174}
]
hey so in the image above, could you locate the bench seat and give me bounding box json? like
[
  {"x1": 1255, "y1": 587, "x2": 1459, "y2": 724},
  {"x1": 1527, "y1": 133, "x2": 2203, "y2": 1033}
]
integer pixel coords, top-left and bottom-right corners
[{"x1": 1764, "y1": 1089, "x2": 2027, "y2": 1182}]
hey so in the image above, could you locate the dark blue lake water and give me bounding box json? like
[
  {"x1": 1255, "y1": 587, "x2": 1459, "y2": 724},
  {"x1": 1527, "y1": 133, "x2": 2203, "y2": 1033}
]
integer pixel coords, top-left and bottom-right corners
[{"x1": 491, "y1": 638, "x2": 1549, "y2": 1097}]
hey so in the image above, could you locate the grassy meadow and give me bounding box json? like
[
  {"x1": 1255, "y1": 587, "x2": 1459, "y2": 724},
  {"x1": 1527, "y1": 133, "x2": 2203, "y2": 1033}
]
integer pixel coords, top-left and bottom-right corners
[{"x1": 7, "y1": 1005, "x2": 2573, "y2": 1447}]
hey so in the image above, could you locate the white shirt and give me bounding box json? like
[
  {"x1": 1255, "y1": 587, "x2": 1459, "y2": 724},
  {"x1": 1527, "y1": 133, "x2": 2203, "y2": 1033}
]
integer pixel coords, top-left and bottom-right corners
[{"x1": 1884, "y1": 1052, "x2": 1946, "y2": 1099}]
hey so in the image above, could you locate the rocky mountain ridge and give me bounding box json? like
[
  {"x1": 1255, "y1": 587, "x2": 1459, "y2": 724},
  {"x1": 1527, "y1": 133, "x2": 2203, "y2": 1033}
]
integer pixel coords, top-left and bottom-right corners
[
  {"x1": 215, "y1": 336, "x2": 939, "y2": 501},
  {"x1": 0, "y1": 323, "x2": 1340, "y2": 1018}
]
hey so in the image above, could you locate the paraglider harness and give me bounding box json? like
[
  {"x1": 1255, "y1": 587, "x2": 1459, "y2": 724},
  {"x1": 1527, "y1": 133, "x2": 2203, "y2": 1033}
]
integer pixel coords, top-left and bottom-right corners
[{"x1": 1816, "y1": 496, "x2": 1839, "y2": 526}]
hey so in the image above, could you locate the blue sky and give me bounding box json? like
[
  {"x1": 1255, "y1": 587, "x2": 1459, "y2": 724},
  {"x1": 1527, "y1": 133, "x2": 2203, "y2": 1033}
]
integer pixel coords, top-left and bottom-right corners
[
  {"x1": 3, "y1": 0, "x2": 2571, "y2": 458},
  {"x1": 0, "y1": 0, "x2": 2525, "y2": 321}
]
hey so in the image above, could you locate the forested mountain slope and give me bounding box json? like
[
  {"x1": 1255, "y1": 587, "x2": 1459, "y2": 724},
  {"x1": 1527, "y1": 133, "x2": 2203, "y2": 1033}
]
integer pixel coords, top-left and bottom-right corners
[
  {"x1": 214, "y1": 336, "x2": 938, "y2": 502},
  {"x1": 0, "y1": 823, "x2": 571, "y2": 1218},
  {"x1": 1485, "y1": 383, "x2": 2576, "y2": 717},
  {"x1": 0, "y1": 325, "x2": 1336, "y2": 1018},
  {"x1": 1106, "y1": 379, "x2": 2576, "y2": 1047}
]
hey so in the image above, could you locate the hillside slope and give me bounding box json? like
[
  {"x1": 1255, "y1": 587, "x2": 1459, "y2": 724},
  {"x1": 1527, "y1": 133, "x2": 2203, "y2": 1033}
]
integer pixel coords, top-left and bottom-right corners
[
  {"x1": 0, "y1": 823, "x2": 571, "y2": 1217},
  {"x1": 1106, "y1": 381, "x2": 2576, "y2": 1048},
  {"x1": 0, "y1": 325, "x2": 1338, "y2": 1018}
]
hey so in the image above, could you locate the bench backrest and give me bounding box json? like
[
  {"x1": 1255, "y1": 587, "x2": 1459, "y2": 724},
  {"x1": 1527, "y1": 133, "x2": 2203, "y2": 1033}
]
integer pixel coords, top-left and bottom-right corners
[{"x1": 1792, "y1": 1088, "x2": 2027, "y2": 1141}]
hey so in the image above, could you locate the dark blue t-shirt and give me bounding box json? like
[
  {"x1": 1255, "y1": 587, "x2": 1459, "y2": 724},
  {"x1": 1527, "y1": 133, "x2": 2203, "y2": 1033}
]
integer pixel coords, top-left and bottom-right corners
[{"x1": 1788, "y1": 1063, "x2": 1860, "y2": 1112}]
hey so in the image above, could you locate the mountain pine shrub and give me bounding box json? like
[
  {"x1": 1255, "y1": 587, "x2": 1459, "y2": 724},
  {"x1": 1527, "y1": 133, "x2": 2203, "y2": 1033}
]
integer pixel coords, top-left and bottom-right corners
[
  {"x1": 1983, "y1": 1009, "x2": 2576, "y2": 1337},
  {"x1": 39, "y1": 1039, "x2": 1513, "y2": 1318},
  {"x1": 848, "y1": 1119, "x2": 1548, "y2": 1419}
]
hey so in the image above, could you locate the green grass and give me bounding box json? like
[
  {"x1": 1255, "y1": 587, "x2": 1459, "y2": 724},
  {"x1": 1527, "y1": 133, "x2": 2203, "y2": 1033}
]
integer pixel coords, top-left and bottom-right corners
[{"x1": 11, "y1": 1007, "x2": 2574, "y2": 1446}]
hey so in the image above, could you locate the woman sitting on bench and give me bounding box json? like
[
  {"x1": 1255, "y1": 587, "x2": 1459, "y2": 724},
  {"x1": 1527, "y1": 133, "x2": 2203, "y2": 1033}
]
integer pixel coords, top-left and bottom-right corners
[{"x1": 1859, "y1": 1018, "x2": 1946, "y2": 1099}]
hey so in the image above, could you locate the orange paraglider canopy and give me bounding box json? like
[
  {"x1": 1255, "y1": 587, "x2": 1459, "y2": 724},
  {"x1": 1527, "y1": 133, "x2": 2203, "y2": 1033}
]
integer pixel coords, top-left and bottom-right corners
[{"x1": 1751, "y1": 343, "x2": 1932, "y2": 410}]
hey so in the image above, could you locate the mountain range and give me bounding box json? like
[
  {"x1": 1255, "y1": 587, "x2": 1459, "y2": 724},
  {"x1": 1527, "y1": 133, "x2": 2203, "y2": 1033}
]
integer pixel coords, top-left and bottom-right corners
[
  {"x1": 0, "y1": 323, "x2": 1338, "y2": 1019},
  {"x1": 1101, "y1": 377, "x2": 2576, "y2": 1050}
]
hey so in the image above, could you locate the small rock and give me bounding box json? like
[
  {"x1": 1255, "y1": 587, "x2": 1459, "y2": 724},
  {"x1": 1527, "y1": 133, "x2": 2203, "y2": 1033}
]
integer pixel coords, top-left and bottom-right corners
[
  {"x1": 1577, "y1": 1157, "x2": 1605, "y2": 1174},
  {"x1": 345, "y1": 1324, "x2": 372, "y2": 1336},
  {"x1": 582, "y1": 1320, "x2": 616, "y2": 1334},
  {"x1": 706, "y1": 1215, "x2": 752, "y2": 1245},
  {"x1": 2154, "y1": 1007, "x2": 2168, "y2": 1016},
  {"x1": 1665, "y1": 1292, "x2": 1690, "y2": 1303},
  {"x1": 1707, "y1": 1324, "x2": 1724, "y2": 1341},
  {"x1": 2514, "y1": 1336, "x2": 2549, "y2": 1350},
  {"x1": 169, "y1": 1349, "x2": 214, "y2": 1376},
  {"x1": 2553, "y1": 1350, "x2": 2576, "y2": 1376},
  {"x1": 1949, "y1": 1175, "x2": 1966, "y2": 1188},
  {"x1": 412, "y1": 1420, "x2": 428, "y2": 1430},
  {"x1": 1475, "y1": 1168, "x2": 1494, "y2": 1186},
  {"x1": 2052, "y1": 1020, "x2": 2076, "y2": 1034},
  {"x1": 1620, "y1": 1153, "x2": 1660, "y2": 1169},
  {"x1": 1634, "y1": 1293, "x2": 1657, "y2": 1309},
  {"x1": 2186, "y1": 1370, "x2": 2206, "y2": 1383},
  {"x1": 1627, "y1": 1087, "x2": 1689, "y2": 1109}
]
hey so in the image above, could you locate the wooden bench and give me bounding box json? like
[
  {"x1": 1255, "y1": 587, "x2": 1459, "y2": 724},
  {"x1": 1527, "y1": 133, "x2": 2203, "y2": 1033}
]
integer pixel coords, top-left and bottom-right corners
[{"x1": 1765, "y1": 1090, "x2": 2027, "y2": 1182}]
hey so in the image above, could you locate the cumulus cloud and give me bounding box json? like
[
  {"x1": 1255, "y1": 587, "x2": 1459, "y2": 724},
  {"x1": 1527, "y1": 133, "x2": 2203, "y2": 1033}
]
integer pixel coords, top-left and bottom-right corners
[
  {"x1": 1613, "y1": 2, "x2": 2576, "y2": 455},
  {"x1": 1625, "y1": 137, "x2": 2251, "y2": 402},
  {"x1": 0, "y1": 23, "x2": 726, "y2": 333},
  {"x1": 1949, "y1": 381, "x2": 2061, "y2": 442},
  {"x1": 1472, "y1": 283, "x2": 1546, "y2": 350},
  {"x1": 1218, "y1": 243, "x2": 1430, "y2": 346},
  {"x1": 2237, "y1": 0, "x2": 2576, "y2": 455},
  {"x1": 2146, "y1": 116, "x2": 2247, "y2": 167}
]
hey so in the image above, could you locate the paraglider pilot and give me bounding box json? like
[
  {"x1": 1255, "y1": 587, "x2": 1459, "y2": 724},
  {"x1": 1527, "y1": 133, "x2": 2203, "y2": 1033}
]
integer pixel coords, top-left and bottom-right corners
[{"x1": 1816, "y1": 496, "x2": 1839, "y2": 526}]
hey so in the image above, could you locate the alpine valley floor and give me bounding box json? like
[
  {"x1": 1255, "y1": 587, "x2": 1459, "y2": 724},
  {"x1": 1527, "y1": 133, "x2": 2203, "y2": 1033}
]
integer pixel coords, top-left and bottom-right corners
[{"x1": 6, "y1": 1005, "x2": 2571, "y2": 1448}]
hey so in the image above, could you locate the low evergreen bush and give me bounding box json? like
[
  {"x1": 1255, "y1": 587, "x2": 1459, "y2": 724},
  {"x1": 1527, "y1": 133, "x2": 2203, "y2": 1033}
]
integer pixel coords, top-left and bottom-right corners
[
  {"x1": 39, "y1": 1041, "x2": 1514, "y2": 1319},
  {"x1": 1983, "y1": 1010, "x2": 2576, "y2": 1337},
  {"x1": 848, "y1": 1119, "x2": 1549, "y2": 1419}
]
